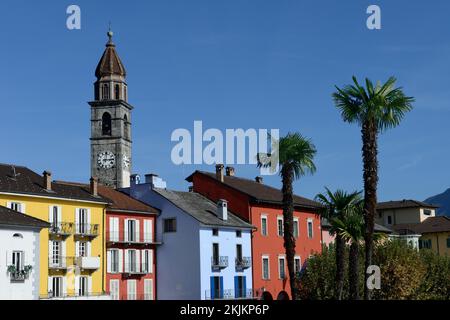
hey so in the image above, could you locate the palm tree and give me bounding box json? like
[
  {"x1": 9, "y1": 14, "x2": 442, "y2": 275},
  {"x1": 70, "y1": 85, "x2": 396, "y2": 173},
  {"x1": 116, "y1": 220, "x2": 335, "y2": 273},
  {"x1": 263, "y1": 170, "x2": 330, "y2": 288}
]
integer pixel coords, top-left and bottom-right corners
[
  {"x1": 332, "y1": 76, "x2": 414, "y2": 299},
  {"x1": 258, "y1": 132, "x2": 317, "y2": 300},
  {"x1": 315, "y1": 188, "x2": 362, "y2": 300}
]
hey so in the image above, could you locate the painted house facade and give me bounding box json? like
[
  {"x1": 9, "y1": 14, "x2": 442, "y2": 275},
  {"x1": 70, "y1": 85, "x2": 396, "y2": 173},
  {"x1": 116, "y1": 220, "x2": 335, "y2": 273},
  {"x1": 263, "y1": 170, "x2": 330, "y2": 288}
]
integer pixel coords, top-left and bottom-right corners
[
  {"x1": 186, "y1": 165, "x2": 323, "y2": 300},
  {"x1": 0, "y1": 205, "x2": 49, "y2": 300},
  {"x1": 101, "y1": 185, "x2": 159, "y2": 300},
  {"x1": 0, "y1": 164, "x2": 110, "y2": 299},
  {"x1": 123, "y1": 174, "x2": 254, "y2": 300}
]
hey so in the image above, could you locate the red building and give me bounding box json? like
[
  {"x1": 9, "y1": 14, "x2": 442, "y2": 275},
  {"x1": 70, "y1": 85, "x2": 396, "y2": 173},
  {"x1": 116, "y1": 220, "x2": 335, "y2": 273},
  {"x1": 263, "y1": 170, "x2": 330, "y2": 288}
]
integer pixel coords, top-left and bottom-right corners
[
  {"x1": 100, "y1": 186, "x2": 159, "y2": 300},
  {"x1": 187, "y1": 165, "x2": 322, "y2": 300}
]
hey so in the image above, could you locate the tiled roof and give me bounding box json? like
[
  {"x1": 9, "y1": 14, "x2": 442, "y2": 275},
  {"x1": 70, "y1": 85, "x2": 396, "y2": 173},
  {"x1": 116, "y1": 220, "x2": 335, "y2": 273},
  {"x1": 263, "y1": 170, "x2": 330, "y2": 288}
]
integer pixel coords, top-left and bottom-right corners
[
  {"x1": 95, "y1": 37, "x2": 126, "y2": 78},
  {"x1": 153, "y1": 188, "x2": 254, "y2": 229},
  {"x1": 377, "y1": 200, "x2": 439, "y2": 210},
  {"x1": 0, "y1": 205, "x2": 49, "y2": 229},
  {"x1": 0, "y1": 164, "x2": 107, "y2": 204},
  {"x1": 394, "y1": 216, "x2": 450, "y2": 234},
  {"x1": 97, "y1": 185, "x2": 159, "y2": 214},
  {"x1": 186, "y1": 171, "x2": 322, "y2": 210}
]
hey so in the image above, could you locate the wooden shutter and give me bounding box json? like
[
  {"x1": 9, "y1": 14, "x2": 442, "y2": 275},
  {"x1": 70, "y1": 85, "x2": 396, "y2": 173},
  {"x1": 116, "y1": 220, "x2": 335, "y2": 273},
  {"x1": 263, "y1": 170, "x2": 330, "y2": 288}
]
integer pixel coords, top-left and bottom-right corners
[
  {"x1": 75, "y1": 275, "x2": 80, "y2": 296},
  {"x1": 88, "y1": 277, "x2": 92, "y2": 296},
  {"x1": 149, "y1": 250, "x2": 153, "y2": 273},
  {"x1": 107, "y1": 250, "x2": 112, "y2": 273},
  {"x1": 124, "y1": 219, "x2": 129, "y2": 242},
  {"x1": 135, "y1": 220, "x2": 140, "y2": 242},
  {"x1": 75, "y1": 209, "x2": 79, "y2": 233},
  {"x1": 49, "y1": 206, "x2": 54, "y2": 224},
  {"x1": 118, "y1": 249, "x2": 123, "y2": 273},
  {"x1": 124, "y1": 249, "x2": 129, "y2": 272}
]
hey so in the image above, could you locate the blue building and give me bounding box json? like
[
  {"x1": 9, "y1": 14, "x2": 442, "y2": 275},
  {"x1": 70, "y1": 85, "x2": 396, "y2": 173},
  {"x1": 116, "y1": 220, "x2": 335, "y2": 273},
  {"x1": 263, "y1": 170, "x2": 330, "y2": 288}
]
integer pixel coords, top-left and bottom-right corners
[{"x1": 123, "y1": 174, "x2": 255, "y2": 300}]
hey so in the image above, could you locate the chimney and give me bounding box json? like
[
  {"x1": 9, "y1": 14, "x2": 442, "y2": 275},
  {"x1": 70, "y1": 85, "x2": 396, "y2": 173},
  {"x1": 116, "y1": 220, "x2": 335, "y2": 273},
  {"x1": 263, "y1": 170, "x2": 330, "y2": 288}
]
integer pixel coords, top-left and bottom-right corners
[
  {"x1": 255, "y1": 176, "x2": 263, "y2": 184},
  {"x1": 217, "y1": 199, "x2": 228, "y2": 221},
  {"x1": 130, "y1": 174, "x2": 141, "y2": 185},
  {"x1": 43, "y1": 171, "x2": 52, "y2": 191},
  {"x1": 226, "y1": 166, "x2": 235, "y2": 177},
  {"x1": 90, "y1": 177, "x2": 98, "y2": 196},
  {"x1": 145, "y1": 173, "x2": 167, "y2": 189},
  {"x1": 216, "y1": 164, "x2": 224, "y2": 182}
]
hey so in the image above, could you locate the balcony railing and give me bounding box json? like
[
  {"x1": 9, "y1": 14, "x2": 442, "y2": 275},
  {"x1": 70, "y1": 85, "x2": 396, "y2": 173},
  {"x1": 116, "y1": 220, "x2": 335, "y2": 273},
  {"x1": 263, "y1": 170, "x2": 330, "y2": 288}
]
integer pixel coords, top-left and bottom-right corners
[
  {"x1": 40, "y1": 292, "x2": 111, "y2": 300},
  {"x1": 49, "y1": 222, "x2": 74, "y2": 236},
  {"x1": 48, "y1": 256, "x2": 75, "y2": 270},
  {"x1": 211, "y1": 256, "x2": 228, "y2": 270},
  {"x1": 10, "y1": 272, "x2": 28, "y2": 282},
  {"x1": 205, "y1": 289, "x2": 254, "y2": 300},
  {"x1": 107, "y1": 231, "x2": 154, "y2": 244},
  {"x1": 75, "y1": 223, "x2": 99, "y2": 237},
  {"x1": 235, "y1": 257, "x2": 251, "y2": 270},
  {"x1": 76, "y1": 256, "x2": 100, "y2": 270},
  {"x1": 124, "y1": 263, "x2": 152, "y2": 275},
  {"x1": 115, "y1": 294, "x2": 154, "y2": 301}
]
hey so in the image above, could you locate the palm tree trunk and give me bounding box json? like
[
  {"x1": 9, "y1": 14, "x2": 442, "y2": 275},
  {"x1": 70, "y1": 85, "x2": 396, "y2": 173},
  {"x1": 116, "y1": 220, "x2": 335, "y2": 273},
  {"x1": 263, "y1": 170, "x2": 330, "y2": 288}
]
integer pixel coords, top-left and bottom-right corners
[
  {"x1": 281, "y1": 165, "x2": 298, "y2": 300},
  {"x1": 335, "y1": 234, "x2": 345, "y2": 300},
  {"x1": 349, "y1": 241, "x2": 360, "y2": 300},
  {"x1": 361, "y1": 120, "x2": 378, "y2": 300}
]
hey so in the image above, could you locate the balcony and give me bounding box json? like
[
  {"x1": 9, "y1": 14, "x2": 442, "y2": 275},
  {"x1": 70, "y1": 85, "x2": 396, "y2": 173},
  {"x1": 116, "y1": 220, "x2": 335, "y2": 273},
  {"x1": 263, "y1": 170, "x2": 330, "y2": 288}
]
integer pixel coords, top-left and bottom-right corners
[
  {"x1": 40, "y1": 292, "x2": 111, "y2": 300},
  {"x1": 124, "y1": 263, "x2": 151, "y2": 276},
  {"x1": 48, "y1": 256, "x2": 75, "y2": 270},
  {"x1": 49, "y1": 222, "x2": 73, "y2": 237},
  {"x1": 235, "y1": 257, "x2": 251, "y2": 270},
  {"x1": 76, "y1": 256, "x2": 100, "y2": 270},
  {"x1": 116, "y1": 294, "x2": 154, "y2": 301},
  {"x1": 211, "y1": 256, "x2": 228, "y2": 270},
  {"x1": 106, "y1": 231, "x2": 155, "y2": 245},
  {"x1": 74, "y1": 223, "x2": 99, "y2": 238},
  {"x1": 205, "y1": 289, "x2": 254, "y2": 300}
]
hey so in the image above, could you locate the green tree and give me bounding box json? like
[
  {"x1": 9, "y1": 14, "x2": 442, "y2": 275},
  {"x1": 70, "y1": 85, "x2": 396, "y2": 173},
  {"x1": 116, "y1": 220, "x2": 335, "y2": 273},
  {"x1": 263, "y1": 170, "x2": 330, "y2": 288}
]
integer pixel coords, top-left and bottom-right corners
[
  {"x1": 258, "y1": 132, "x2": 317, "y2": 300},
  {"x1": 332, "y1": 76, "x2": 414, "y2": 299},
  {"x1": 315, "y1": 188, "x2": 361, "y2": 299}
]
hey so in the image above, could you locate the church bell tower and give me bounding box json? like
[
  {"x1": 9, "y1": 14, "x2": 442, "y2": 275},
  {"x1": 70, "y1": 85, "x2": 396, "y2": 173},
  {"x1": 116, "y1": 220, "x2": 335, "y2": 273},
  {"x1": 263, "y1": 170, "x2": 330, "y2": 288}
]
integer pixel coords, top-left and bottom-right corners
[{"x1": 89, "y1": 30, "x2": 132, "y2": 188}]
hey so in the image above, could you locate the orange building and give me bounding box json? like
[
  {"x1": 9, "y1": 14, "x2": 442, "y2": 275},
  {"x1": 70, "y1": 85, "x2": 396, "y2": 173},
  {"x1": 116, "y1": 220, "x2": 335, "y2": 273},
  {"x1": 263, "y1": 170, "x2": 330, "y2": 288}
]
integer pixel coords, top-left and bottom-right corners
[{"x1": 187, "y1": 165, "x2": 322, "y2": 300}]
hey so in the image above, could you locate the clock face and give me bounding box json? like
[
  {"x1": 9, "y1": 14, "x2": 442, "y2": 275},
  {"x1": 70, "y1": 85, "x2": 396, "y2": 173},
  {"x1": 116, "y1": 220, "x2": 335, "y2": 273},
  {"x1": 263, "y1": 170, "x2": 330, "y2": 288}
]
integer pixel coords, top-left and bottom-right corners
[
  {"x1": 97, "y1": 151, "x2": 116, "y2": 169},
  {"x1": 123, "y1": 155, "x2": 131, "y2": 169}
]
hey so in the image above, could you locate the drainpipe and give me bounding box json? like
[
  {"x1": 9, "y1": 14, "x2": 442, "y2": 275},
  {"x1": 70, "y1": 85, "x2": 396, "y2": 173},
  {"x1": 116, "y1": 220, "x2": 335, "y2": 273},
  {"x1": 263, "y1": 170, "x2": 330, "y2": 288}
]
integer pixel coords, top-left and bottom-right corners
[{"x1": 103, "y1": 207, "x2": 106, "y2": 294}]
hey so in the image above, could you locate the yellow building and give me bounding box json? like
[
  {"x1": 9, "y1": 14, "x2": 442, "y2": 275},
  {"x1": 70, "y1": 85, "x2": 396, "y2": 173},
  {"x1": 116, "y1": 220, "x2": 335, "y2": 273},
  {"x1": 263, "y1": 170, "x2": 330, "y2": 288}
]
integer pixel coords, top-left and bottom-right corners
[{"x1": 0, "y1": 164, "x2": 110, "y2": 299}]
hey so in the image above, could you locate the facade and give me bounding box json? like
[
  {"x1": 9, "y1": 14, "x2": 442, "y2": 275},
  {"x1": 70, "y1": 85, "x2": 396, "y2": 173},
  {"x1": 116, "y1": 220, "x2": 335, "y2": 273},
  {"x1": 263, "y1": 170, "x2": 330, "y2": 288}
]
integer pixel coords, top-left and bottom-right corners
[
  {"x1": 123, "y1": 174, "x2": 254, "y2": 300},
  {"x1": 0, "y1": 164, "x2": 110, "y2": 299},
  {"x1": 0, "y1": 205, "x2": 49, "y2": 300},
  {"x1": 90, "y1": 31, "x2": 133, "y2": 189},
  {"x1": 186, "y1": 165, "x2": 323, "y2": 300},
  {"x1": 100, "y1": 186, "x2": 159, "y2": 300}
]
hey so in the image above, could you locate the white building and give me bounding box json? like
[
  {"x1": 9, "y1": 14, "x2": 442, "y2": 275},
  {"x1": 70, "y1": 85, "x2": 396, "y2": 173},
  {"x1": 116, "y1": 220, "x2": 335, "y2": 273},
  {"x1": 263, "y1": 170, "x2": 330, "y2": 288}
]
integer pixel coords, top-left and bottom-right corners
[
  {"x1": 122, "y1": 174, "x2": 255, "y2": 300},
  {"x1": 0, "y1": 205, "x2": 49, "y2": 300}
]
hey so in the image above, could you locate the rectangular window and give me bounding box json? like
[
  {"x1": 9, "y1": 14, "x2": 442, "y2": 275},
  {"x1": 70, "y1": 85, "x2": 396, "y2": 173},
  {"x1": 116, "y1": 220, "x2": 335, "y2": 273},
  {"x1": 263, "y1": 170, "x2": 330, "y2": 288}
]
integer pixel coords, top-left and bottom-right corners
[
  {"x1": 110, "y1": 280, "x2": 120, "y2": 300},
  {"x1": 142, "y1": 250, "x2": 151, "y2": 273},
  {"x1": 279, "y1": 257, "x2": 286, "y2": 279},
  {"x1": 424, "y1": 209, "x2": 432, "y2": 216},
  {"x1": 51, "y1": 241, "x2": 62, "y2": 267},
  {"x1": 77, "y1": 209, "x2": 88, "y2": 234},
  {"x1": 8, "y1": 202, "x2": 22, "y2": 213},
  {"x1": 163, "y1": 218, "x2": 177, "y2": 233},
  {"x1": 110, "y1": 250, "x2": 119, "y2": 273},
  {"x1": 128, "y1": 250, "x2": 137, "y2": 272},
  {"x1": 261, "y1": 216, "x2": 268, "y2": 236},
  {"x1": 212, "y1": 243, "x2": 220, "y2": 265},
  {"x1": 78, "y1": 242, "x2": 87, "y2": 257},
  {"x1": 447, "y1": 237, "x2": 450, "y2": 248},
  {"x1": 294, "y1": 257, "x2": 301, "y2": 274},
  {"x1": 387, "y1": 215, "x2": 393, "y2": 225},
  {"x1": 78, "y1": 276, "x2": 88, "y2": 296},
  {"x1": 51, "y1": 277, "x2": 63, "y2": 298},
  {"x1": 419, "y1": 239, "x2": 432, "y2": 249},
  {"x1": 211, "y1": 276, "x2": 223, "y2": 299},
  {"x1": 127, "y1": 280, "x2": 137, "y2": 300},
  {"x1": 144, "y1": 279, "x2": 154, "y2": 300},
  {"x1": 307, "y1": 220, "x2": 314, "y2": 239},
  {"x1": 277, "y1": 217, "x2": 284, "y2": 237},
  {"x1": 12, "y1": 251, "x2": 24, "y2": 271},
  {"x1": 212, "y1": 228, "x2": 219, "y2": 236},
  {"x1": 294, "y1": 219, "x2": 299, "y2": 238},
  {"x1": 127, "y1": 220, "x2": 136, "y2": 242},
  {"x1": 236, "y1": 244, "x2": 243, "y2": 261},
  {"x1": 235, "y1": 276, "x2": 246, "y2": 298},
  {"x1": 262, "y1": 257, "x2": 270, "y2": 280},
  {"x1": 236, "y1": 230, "x2": 242, "y2": 238}
]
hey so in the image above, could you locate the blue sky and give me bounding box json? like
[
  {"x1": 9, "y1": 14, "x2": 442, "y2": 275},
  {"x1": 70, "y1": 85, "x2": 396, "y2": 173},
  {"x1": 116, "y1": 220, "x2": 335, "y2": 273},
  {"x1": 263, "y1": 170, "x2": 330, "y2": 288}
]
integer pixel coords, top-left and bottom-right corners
[{"x1": 1, "y1": 0, "x2": 449, "y2": 201}]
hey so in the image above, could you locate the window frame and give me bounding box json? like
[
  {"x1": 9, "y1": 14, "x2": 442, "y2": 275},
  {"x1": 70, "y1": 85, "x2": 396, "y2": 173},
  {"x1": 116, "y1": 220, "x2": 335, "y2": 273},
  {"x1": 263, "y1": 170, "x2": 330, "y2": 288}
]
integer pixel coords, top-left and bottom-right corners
[
  {"x1": 262, "y1": 256, "x2": 270, "y2": 280},
  {"x1": 261, "y1": 215, "x2": 268, "y2": 236},
  {"x1": 277, "y1": 216, "x2": 284, "y2": 237},
  {"x1": 163, "y1": 218, "x2": 177, "y2": 233},
  {"x1": 307, "y1": 219, "x2": 314, "y2": 239}
]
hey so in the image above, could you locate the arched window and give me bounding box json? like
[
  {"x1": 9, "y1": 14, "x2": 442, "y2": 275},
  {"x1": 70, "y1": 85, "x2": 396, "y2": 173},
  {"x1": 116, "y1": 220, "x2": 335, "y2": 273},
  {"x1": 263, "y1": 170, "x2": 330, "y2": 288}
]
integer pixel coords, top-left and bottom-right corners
[
  {"x1": 124, "y1": 114, "x2": 129, "y2": 139},
  {"x1": 13, "y1": 233, "x2": 23, "y2": 239},
  {"x1": 102, "y1": 84, "x2": 110, "y2": 100},
  {"x1": 115, "y1": 84, "x2": 120, "y2": 100},
  {"x1": 102, "y1": 112, "x2": 112, "y2": 136}
]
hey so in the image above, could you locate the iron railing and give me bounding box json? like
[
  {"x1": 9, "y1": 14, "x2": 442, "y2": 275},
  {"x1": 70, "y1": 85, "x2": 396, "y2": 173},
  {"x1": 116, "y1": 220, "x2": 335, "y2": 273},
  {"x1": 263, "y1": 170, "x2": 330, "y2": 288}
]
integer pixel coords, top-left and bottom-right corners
[
  {"x1": 235, "y1": 257, "x2": 251, "y2": 270},
  {"x1": 40, "y1": 292, "x2": 110, "y2": 300},
  {"x1": 211, "y1": 256, "x2": 228, "y2": 269},
  {"x1": 10, "y1": 272, "x2": 28, "y2": 282},
  {"x1": 48, "y1": 256, "x2": 75, "y2": 269},
  {"x1": 75, "y1": 223, "x2": 99, "y2": 237},
  {"x1": 124, "y1": 263, "x2": 152, "y2": 274},
  {"x1": 205, "y1": 289, "x2": 254, "y2": 300},
  {"x1": 49, "y1": 222, "x2": 74, "y2": 236},
  {"x1": 107, "y1": 231, "x2": 154, "y2": 244},
  {"x1": 113, "y1": 294, "x2": 154, "y2": 301}
]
